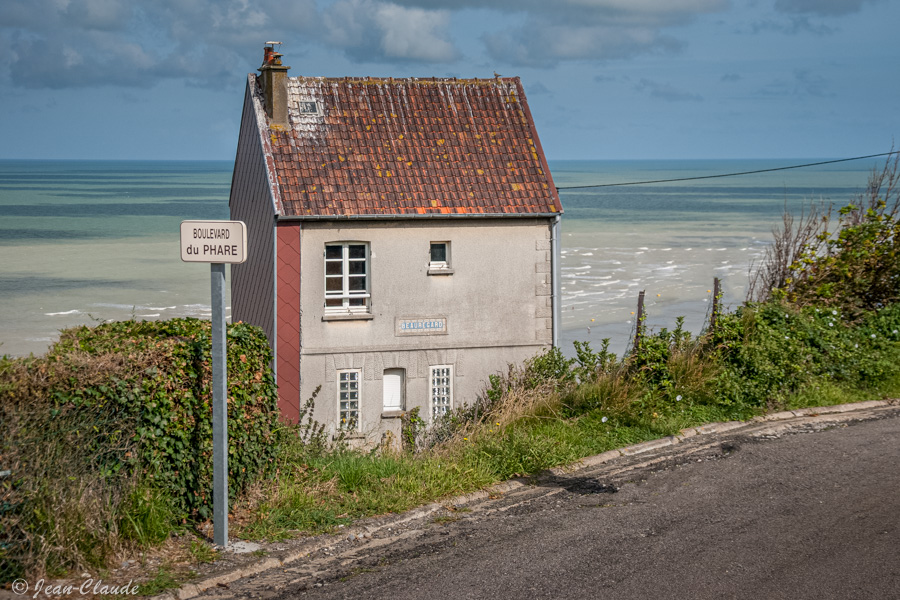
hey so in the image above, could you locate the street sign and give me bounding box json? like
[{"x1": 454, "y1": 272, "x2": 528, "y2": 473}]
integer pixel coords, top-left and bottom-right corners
[
  {"x1": 179, "y1": 219, "x2": 248, "y2": 549},
  {"x1": 180, "y1": 220, "x2": 247, "y2": 264}
]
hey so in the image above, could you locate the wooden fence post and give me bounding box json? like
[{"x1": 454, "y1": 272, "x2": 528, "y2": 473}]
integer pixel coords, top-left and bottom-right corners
[
  {"x1": 710, "y1": 277, "x2": 721, "y2": 333},
  {"x1": 633, "y1": 290, "x2": 645, "y2": 354}
]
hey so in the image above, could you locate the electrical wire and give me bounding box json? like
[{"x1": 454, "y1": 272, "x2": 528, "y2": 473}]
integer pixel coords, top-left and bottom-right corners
[{"x1": 555, "y1": 150, "x2": 900, "y2": 191}]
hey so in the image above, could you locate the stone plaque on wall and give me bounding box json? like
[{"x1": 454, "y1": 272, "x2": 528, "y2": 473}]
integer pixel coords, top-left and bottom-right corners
[{"x1": 396, "y1": 317, "x2": 448, "y2": 336}]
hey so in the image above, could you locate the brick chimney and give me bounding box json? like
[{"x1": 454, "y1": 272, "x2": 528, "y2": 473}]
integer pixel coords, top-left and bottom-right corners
[{"x1": 258, "y1": 42, "x2": 290, "y2": 129}]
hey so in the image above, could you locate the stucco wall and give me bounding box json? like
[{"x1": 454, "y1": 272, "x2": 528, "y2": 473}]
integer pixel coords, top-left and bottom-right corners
[{"x1": 284, "y1": 217, "x2": 554, "y2": 442}]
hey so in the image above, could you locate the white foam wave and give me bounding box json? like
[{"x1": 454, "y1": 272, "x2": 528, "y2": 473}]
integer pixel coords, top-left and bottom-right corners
[{"x1": 45, "y1": 310, "x2": 80, "y2": 316}]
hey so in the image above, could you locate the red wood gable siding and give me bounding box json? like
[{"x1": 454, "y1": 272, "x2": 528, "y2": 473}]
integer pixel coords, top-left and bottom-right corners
[
  {"x1": 275, "y1": 222, "x2": 302, "y2": 422},
  {"x1": 267, "y1": 77, "x2": 563, "y2": 218}
]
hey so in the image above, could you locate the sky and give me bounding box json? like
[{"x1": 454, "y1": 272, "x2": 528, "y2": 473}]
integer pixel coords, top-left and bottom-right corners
[{"x1": 1, "y1": 0, "x2": 898, "y2": 161}]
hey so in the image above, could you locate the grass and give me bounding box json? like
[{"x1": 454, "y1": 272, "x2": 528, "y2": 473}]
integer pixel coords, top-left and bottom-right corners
[
  {"x1": 229, "y1": 302, "x2": 900, "y2": 543},
  {"x1": 5, "y1": 303, "x2": 900, "y2": 582},
  {"x1": 135, "y1": 566, "x2": 181, "y2": 597}
]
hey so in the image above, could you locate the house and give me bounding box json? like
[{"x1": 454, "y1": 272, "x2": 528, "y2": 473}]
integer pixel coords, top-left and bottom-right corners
[{"x1": 229, "y1": 45, "x2": 563, "y2": 443}]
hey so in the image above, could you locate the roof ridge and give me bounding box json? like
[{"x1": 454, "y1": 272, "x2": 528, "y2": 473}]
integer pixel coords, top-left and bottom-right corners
[{"x1": 287, "y1": 75, "x2": 519, "y2": 86}]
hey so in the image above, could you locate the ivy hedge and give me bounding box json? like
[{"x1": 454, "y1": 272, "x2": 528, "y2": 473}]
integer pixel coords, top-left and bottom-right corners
[{"x1": 3, "y1": 318, "x2": 281, "y2": 521}]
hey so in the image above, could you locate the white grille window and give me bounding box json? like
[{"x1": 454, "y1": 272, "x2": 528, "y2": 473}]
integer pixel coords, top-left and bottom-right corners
[
  {"x1": 325, "y1": 243, "x2": 369, "y2": 313},
  {"x1": 430, "y1": 365, "x2": 453, "y2": 419},
  {"x1": 338, "y1": 370, "x2": 360, "y2": 430}
]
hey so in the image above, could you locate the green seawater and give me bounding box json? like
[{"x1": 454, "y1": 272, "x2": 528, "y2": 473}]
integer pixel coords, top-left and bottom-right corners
[{"x1": 0, "y1": 158, "x2": 881, "y2": 357}]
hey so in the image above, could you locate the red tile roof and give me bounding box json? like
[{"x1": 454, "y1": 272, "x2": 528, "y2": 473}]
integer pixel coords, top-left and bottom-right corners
[{"x1": 256, "y1": 76, "x2": 562, "y2": 218}]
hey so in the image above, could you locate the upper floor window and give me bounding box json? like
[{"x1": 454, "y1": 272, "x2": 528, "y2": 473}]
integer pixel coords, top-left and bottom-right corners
[
  {"x1": 429, "y1": 241, "x2": 452, "y2": 273},
  {"x1": 325, "y1": 243, "x2": 369, "y2": 314}
]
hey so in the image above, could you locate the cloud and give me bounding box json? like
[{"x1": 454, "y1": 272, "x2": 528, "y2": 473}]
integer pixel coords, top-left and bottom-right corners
[
  {"x1": 64, "y1": 0, "x2": 134, "y2": 32},
  {"x1": 635, "y1": 79, "x2": 703, "y2": 102},
  {"x1": 0, "y1": 0, "x2": 319, "y2": 89},
  {"x1": 792, "y1": 69, "x2": 834, "y2": 97},
  {"x1": 484, "y1": 23, "x2": 686, "y2": 68},
  {"x1": 773, "y1": 0, "x2": 882, "y2": 16},
  {"x1": 0, "y1": 0, "x2": 730, "y2": 88},
  {"x1": 750, "y1": 16, "x2": 835, "y2": 35},
  {"x1": 525, "y1": 81, "x2": 550, "y2": 95},
  {"x1": 751, "y1": 0, "x2": 883, "y2": 35},
  {"x1": 757, "y1": 69, "x2": 834, "y2": 98},
  {"x1": 478, "y1": 0, "x2": 725, "y2": 67},
  {"x1": 321, "y1": 0, "x2": 457, "y2": 63}
]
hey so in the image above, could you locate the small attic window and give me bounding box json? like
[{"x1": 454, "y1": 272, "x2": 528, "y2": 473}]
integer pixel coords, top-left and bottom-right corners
[
  {"x1": 428, "y1": 242, "x2": 453, "y2": 275},
  {"x1": 298, "y1": 100, "x2": 320, "y2": 115}
]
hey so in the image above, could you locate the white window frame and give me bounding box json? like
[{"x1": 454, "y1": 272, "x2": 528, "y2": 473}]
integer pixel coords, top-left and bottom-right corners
[
  {"x1": 429, "y1": 241, "x2": 450, "y2": 271},
  {"x1": 429, "y1": 365, "x2": 453, "y2": 419},
  {"x1": 337, "y1": 369, "x2": 361, "y2": 431},
  {"x1": 325, "y1": 242, "x2": 370, "y2": 314}
]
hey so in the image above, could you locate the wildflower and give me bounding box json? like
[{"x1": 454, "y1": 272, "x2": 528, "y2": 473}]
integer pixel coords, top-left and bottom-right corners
[
  {"x1": 894, "y1": 330, "x2": 899, "y2": 334},
  {"x1": 676, "y1": 395, "x2": 682, "y2": 402},
  {"x1": 832, "y1": 310, "x2": 838, "y2": 315},
  {"x1": 601, "y1": 416, "x2": 608, "y2": 423},
  {"x1": 854, "y1": 344, "x2": 858, "y2": 348},
  {"x1": 652, "y1": 412, "x2": 659, "y2": 418},
  {"x1": 463, "y1": 437, "x2": 469, "y2": 441},
  {"x1": 871, "y1": 334, "x2": 877, "y2": 339},
  {"x1": 829, "y1": 322, "x2": 834, "y2": 327}
]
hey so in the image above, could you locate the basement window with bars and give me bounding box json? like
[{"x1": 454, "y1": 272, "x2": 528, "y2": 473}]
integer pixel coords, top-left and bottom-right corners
[
  {"x1": 338, "y1": 370, "x2": 360, "y2": 430},
  {"x1": 430, "y1": 365, "x2": 453, "y2": 419},
  {"x1": 325, "y1": 243, "x2": 370, "y2": 314}
]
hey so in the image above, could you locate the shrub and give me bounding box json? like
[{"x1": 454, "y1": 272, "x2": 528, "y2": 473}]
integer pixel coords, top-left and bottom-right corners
[
  {"x1": 750, "y1": 152, "x2": 900, "y2": 319},
  {"x1": 0, "y1": 318, "x2": 280, "y2": 580}
]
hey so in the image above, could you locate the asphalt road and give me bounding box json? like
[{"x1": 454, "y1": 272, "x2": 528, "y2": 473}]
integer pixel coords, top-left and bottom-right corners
[{"x1": 202, "y1": 410, "x2": 900, "y2": 600}]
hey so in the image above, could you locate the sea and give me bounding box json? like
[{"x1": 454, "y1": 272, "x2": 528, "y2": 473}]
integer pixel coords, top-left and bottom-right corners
[{"x1": 0, "y1": 157, "x2": 884, "y2": 359}]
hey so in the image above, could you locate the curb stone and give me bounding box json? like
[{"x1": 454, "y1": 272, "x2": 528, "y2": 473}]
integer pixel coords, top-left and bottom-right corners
[
  {"x1": 149, "y1": 399, "x2": 896, "y2": 600},
  {"x1": 619, "y1": 436, "x2": 679, "y2": 456}
]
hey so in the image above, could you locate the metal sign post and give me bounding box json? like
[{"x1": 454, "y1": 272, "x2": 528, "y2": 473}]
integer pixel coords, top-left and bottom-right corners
[
  {"x1": 210, "y1": 262, "x2": 227, "y2": 546},
  {"x1": 180, "y1": 220, "x2": 247, "y2": 548}
]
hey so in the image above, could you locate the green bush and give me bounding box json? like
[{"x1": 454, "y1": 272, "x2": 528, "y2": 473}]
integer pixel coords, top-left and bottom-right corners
[
  {"x1": 41, "y1": 318, "x2": 281, "y2": 518},
  {"x1": 0, "y1": 318, "x2": 281, "y2": 580},
  {"x1": 710, "y1": 302, "x2": 900, "y2": 410}
]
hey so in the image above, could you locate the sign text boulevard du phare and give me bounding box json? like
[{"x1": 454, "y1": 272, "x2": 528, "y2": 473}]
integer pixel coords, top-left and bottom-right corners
[{"x1": 180, "y1": 220, "x2": 247, "y2": 264}]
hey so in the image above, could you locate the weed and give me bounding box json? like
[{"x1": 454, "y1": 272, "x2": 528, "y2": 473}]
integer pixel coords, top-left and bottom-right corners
[
  {"x1": 118, "y1": 482, "x2": 177, "y2": 547},
  {"x1": 135, "y1": 565, "x2": 181, "y2": 596},
  {"x1": 431, "y1": 516, "x2": 459, "y2": 525},
  {"x1": 188, "y1": 539, "x2": 217, "y2": 564}
]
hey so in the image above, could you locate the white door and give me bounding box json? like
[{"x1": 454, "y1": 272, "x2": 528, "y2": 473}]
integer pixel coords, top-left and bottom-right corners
[{"x1": 383, "y1": 369, "x2": 404, "y2": 411}]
